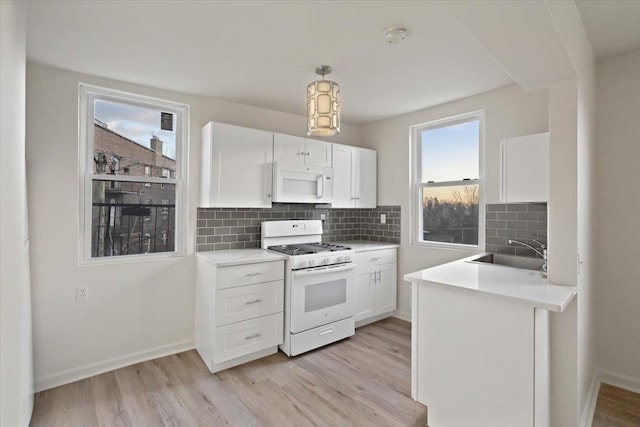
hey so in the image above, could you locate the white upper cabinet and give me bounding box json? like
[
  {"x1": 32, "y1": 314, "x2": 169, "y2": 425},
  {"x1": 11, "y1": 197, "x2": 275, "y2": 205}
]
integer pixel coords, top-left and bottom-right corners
[
  {"x1": 200, "y1": 122, "x2": 274, "y2": 208},
  {"x1": 355, "y1": 148, "x2": 377, "y2": 208},
  {"x1": 273, "y1": 133, "x2": 331, "y2": 168},
  {"x1": 500, "y1": 132, "x2": 549, "y2": 203},
  {"x1": 332, "y1": 144, "x2": 377, "y2": 208}
]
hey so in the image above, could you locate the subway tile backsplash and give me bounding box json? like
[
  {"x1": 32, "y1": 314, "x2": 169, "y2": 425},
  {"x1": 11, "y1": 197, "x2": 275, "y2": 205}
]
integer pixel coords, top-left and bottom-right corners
[
  {"x1": 196, "y1": 204, "x2": 401, "y2": 252},
  {"x1": 486, "y1": 203, "x2": 547, "y2": 258}
]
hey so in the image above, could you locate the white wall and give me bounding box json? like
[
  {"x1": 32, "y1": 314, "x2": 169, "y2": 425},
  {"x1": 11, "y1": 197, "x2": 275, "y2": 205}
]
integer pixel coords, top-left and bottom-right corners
[
  {"x1": 26, "y1": 63, "x2": 361, "y2": 391},
  {"x1": 0, "y1": 1, "x2": 34, "y2": 425},
  {"x1": 594, "y1": 49, "x2": 640, "y2": 382},
  {"x1": 548, "y1": 78, "x2": 579, "y2": 427},
  {"x1": 359, "y1": 84, "x2": 549, "y2": 317},
  {"x1": 546, "y1": 4, "x2": 597, "y2": 425}
]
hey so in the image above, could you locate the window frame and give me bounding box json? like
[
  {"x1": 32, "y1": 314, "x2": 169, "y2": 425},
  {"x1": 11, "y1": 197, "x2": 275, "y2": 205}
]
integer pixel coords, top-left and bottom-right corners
[
  {"x1": 410, "y1": 111, "x2": 485, "y2": 250},
  {"x1": 78, "y1": 83, "x2": 190, "y2": 264}
]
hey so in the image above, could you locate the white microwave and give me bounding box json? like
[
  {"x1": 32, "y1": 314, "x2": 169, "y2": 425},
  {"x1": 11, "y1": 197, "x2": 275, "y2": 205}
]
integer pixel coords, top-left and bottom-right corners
[{"x1": 272, "y1": 161, "x2": 334, "y2": 203}]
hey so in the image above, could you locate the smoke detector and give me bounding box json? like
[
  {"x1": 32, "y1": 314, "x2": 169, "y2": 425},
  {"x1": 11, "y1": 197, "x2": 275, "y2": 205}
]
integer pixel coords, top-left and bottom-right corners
[{"x1": 384, "y1": 27, "x2": 408, "y2": 44}]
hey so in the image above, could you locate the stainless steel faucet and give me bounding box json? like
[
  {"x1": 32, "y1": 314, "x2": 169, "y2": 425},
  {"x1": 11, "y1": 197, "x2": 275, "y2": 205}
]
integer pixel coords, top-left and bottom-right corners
[{"x1": 508, "y1": 239, "x2": 547, "y2": 272}]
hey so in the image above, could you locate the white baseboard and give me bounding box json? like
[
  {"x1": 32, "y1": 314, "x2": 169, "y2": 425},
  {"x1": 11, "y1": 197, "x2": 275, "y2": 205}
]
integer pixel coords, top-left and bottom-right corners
[
  {"x1": 34, "y1": 339, "x2": 194, "y2": 392},
  {"x1": 579, "y1": 367, "x2": 640, "y2": 427},
  {"x1": 392, "y1": 310, "x2": 411, "y2": 322},
  {"x1": 599, "y1": 368, "x2": 640, "y2": 394},
  {"x1": 579, "y1": 368, "x2": 601, "y2": 427}
]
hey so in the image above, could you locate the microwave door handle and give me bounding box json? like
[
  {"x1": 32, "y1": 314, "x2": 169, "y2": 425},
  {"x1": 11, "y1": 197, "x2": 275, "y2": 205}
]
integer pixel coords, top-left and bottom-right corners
[
  {"x1": 293, "y1": 263, "x2": 356, "y2": 277},
  {"x1": 316, "y1": 174, "x2": 325, "y2": 199}
]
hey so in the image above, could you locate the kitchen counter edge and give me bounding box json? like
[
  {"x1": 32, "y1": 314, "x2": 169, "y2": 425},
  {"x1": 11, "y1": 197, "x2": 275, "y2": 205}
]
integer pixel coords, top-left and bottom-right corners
[
  {"x1": 196, "y1": 249, "x2": 287, "y2": 267},
  {"x1": 404, "y1": 254, "x2": 577, "y2": 313},
  {"x1": 341, "y1": 241, "x2": 400, "y2": 252}
]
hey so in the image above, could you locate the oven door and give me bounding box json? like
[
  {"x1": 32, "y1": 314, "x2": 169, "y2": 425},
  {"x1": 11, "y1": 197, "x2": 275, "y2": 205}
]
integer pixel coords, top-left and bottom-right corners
[{"x1": 290, "y1": 263, "x2": 355, "y2": 334}]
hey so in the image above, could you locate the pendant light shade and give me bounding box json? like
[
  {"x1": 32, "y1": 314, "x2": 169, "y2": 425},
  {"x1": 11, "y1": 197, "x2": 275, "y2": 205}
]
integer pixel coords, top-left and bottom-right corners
[{"x1": 307, "y1": 65, "x2": 340, "y2": 137}]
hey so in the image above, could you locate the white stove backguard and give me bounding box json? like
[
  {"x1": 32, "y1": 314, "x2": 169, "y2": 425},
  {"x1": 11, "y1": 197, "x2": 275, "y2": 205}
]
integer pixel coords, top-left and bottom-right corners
[{"x1": 261, "y1": 220, "x2": 324, "y2": 248}]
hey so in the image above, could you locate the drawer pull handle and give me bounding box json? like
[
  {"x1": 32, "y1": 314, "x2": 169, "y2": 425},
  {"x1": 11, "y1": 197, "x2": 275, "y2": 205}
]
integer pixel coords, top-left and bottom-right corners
[
  {"x1": 245, "y1": 298, "x2": 263, "y2": 305},
  {"x1": 246, "y1": 272, "x2": 263, "y2": 277},
  {"x1": 319, "y1": 328, "x2": 334, "y2": 336},
  {"x1": 245, "y1": 333, "x2": 262, "y2": 340}
]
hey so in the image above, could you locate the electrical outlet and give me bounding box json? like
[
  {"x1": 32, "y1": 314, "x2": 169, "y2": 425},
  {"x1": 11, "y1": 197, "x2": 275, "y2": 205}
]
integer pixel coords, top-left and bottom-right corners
[
  {"x1": 380, "y1": 214, "x2": 386, "y2": 224},
  {"x1": 76, "y1": 286, "x2": 89, "y2": 301},
  {"x1": 320, "y1": 214, "x2": 326, "y2": 221}
]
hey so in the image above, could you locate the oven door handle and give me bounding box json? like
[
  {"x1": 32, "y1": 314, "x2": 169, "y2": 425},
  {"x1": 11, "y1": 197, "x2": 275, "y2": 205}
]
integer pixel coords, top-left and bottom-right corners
[{"x1": 292, "y1": 263, "x2": 356, "y2": 277}]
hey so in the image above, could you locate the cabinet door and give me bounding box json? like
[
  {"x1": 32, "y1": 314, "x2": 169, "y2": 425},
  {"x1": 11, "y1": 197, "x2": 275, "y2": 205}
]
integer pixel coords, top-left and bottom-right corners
[
  {"x1": 375, "y1": 263, "x2": 397, "y2": 315},
  {"x1": 416, "y1": 284, "x2": 534, "y2": 426},
  {"x1": 202, "y1": 122, "x2": 273, "y2": 208},
  {"x1": 274, "y1": 133, "x2": 305, "y2": 165},
  {"x1": 331, "y1": 144, "x2": 355, "y2": 208},
  {"x1": 305, "y1": 138, "x2": 332, "y2": 167},
  {"x1": 500, "y1": 132, "x2": 549, "y2": 203},
  {"x1": 355, "y1": 272, "x2": 376, "y2": 322},
  {"x1": 355, "y1": 147, "x2": 377, "y2": 208}
]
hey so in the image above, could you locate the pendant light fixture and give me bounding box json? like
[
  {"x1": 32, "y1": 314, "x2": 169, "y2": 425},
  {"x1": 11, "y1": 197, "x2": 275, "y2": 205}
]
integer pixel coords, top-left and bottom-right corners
[{"x1": 307, "y1": 65, "x2": 340, "y2": 137}]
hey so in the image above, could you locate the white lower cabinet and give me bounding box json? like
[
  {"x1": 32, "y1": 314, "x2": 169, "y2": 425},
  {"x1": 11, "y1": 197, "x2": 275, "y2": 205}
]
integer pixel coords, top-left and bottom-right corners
[
  {"x1": 412, "y1": 282, "x2": 549, "y2": 427},
  {"x1": 215, "y1": 281, "x2": 283, "y2": 326},
  {"x1": 196, "y1": 254, "x2": 285, "y2": 373},
  {"x1": 355, "y1": 274, "x2": 376, "y2": 321},
  {"x1": 213, "y1": 313, "x2": 283, "y2": 364},
  {"x1": 375, "y1": 263, "x2": 397, "y2": 314},
  {"x1": 354, "y1": 248, "x2": 397, "y2": 324}
]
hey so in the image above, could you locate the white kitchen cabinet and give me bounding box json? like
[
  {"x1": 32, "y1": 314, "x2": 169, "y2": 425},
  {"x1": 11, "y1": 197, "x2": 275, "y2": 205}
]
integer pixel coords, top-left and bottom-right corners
[
  {"x1": 412, "y1": 283, "x2": 542, "y2": 427},
  {"x1": 402, "y1": 253, "x2": 580, "y2": 427},
  {"x1": 332, "y1": 144, "x2": 377, "y2": 208},
  {"x1": 410, "y1": 280, "x2": 551, "y2": 427},
  {"x1": 195, "y1": 251, "x2": 285, "y2": 373},
  {"x1": 500, "y1": 132, "x2": 549, "y2": 203},
  {"x1": 273, "y1": 133, "x2": 331, "y2": 168},
  {"x1": 354, "y1": 248, "x2": 397, "y2": 324},
  {"x1": 354, "y1": 273, "x2": 375, "y2": 321},
  {"x1": 375, "y1": 263, "x2": 397, "y2": 314},
  {"x1": 200, "y1": 122, "x2": 274, "y2": 208}
]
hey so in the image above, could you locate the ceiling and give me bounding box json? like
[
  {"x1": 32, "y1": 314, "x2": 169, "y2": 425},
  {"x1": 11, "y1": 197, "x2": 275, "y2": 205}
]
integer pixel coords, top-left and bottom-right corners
[
  {"x1": 576, "y1": 0, "x2": 640, "y2": 60},
  {"x1": 26, "y1": 1, "x2": 640, "y2": 125},
  {"x1": 26, "y1": 1, "x2": 514, "y2": 124}
]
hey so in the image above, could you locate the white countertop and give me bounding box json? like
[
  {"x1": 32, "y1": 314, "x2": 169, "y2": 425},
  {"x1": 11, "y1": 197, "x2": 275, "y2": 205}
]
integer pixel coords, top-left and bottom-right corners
[
  {"x1": 341, "y1": 241, "x2": 400, "y2": 252},
  {"x1": 196, "y1": 249, "x2": 286, "y2": 267},
  {"x1": 404, "y1": 254, "x2": 577, "y2": 312}
]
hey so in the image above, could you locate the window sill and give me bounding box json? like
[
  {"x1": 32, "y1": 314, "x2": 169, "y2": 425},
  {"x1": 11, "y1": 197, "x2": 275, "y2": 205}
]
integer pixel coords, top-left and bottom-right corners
[
  {"x1": 410, "y1": 240, "x2": 484, "y2": 252},
  {"x1": 79, "y1": 250, "x2": 187, "y2": 267}
]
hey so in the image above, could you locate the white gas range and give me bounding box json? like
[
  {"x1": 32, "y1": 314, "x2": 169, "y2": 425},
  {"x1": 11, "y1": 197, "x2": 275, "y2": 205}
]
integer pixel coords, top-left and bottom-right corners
[{"x1": 262, "y1": 220, "x2": 355, "y2": 356}]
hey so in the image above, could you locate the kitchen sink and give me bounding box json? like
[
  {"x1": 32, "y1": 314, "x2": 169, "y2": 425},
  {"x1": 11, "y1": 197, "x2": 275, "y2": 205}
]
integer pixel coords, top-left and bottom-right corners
[{"x1": 466, "y1": 253, "x2": 544, "y2": 272}]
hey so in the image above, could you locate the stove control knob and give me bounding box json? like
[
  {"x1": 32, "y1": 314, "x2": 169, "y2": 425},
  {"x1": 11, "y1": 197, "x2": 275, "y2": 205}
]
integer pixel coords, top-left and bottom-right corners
[
  {"x1": 323, "y1": 258, "x2": 330, "y2": 264},
  {"x1": 337, "y1": 256, "x2": 345, "y2": 263},
  {"x1": 298, "y1": 260, "x2": 308, "y2": 268},
  {"x1": 344, "y1": 255, "x2": 352, "y2": 261},
  {"x1": 308, "y1": 259, "x2": 316, "y2": 266}
]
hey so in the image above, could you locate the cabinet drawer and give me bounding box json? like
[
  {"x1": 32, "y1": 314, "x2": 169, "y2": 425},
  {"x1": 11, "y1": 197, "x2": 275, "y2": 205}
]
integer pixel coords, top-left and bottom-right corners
[
  {"x1": 290, "y1": 317, "x2": 354, "y2": 356},
  {"x1": 215, "y1": 281, "x2": 283, "y2": 326},
  {"x1": 217, "y1": 261, "x2": 284, "y2": 290},
  {"x1": 356, "y1": 249, "x2": 397, "y2": 272},
  {"x1": 213, "y1": 313, "x2": 283, "y2": 364}
]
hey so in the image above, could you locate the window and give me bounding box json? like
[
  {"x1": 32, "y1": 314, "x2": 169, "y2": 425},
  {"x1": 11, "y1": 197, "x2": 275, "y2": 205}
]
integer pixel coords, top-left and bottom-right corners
[
  {"x1": 412, "y1": 112, "x2": 484, "y2": 248},
  {"x1": 79, "y1": 84, "x2": 189, "y2": 262}
]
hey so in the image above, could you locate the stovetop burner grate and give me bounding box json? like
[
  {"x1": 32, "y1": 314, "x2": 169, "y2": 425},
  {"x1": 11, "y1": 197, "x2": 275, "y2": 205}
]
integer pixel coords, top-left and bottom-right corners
[{"x1": 267, "y1": 242, "x2": 352, "y2": 256}]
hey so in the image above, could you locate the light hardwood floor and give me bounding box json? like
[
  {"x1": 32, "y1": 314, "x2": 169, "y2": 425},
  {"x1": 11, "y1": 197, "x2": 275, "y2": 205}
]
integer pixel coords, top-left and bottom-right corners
[
  {"x1": 592, "y1": 383, "x2": 640, "y2": 427},
  {"x1": 30, "y1": 318, "x2": 427, "y2": 426}
]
